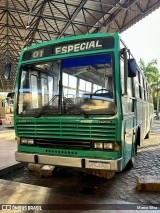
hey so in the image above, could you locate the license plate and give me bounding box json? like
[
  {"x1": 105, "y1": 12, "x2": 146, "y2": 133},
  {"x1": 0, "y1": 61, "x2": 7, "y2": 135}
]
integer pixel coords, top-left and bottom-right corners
[{"x1": 88, "y1": 160, "x2": 110, "y2": 169}]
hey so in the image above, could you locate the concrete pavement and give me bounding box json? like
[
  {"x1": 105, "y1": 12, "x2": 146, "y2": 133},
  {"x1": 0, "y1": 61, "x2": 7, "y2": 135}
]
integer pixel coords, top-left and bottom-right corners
[
  {"x1": 0, "y1": 179, "x2": 159, "y2": 213},
  {"x1": 0, "y1": 126, "x2": 23, "y2": 176}
]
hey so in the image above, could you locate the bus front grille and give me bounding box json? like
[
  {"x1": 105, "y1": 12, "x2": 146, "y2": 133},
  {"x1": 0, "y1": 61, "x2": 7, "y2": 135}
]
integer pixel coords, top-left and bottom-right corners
[
  {"x1": 35, "y1": 138, "x2": 91, "y2": 150},
  {"x1": 16, "y1": 120, "x2": 117, "y2": 149}
]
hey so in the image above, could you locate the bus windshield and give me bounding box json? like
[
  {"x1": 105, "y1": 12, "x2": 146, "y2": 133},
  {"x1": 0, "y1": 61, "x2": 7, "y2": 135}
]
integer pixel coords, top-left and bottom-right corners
[{"x1": 18, "y1": 53, "x2": 116, "y2": 116}]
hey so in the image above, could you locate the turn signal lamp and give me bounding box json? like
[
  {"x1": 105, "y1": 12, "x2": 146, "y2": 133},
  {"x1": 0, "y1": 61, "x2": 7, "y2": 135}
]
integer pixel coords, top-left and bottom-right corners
[{"x1": 16, "y1": 137, "x2": 20, "y2": 145}]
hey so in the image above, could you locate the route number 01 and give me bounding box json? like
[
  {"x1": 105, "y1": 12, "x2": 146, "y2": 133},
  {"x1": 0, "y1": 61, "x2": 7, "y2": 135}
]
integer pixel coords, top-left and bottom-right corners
[{"x1": 32, "y1": 49, "x2": 44, "y2": 58}]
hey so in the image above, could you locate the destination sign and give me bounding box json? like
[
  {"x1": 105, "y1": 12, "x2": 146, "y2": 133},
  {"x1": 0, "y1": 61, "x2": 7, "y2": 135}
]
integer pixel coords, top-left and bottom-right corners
[
  {"x1": 22, "y1": 36, "x2": 114, "y2": 61},
  {"x1": 54, "y1": 40, "x2": 102, "y2": 54}
]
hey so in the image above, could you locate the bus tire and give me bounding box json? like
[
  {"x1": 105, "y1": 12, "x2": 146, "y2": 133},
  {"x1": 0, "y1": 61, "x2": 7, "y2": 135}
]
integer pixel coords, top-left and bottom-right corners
[{"x1": 145, "y1": 131, "x2": 150, "y2": 139}]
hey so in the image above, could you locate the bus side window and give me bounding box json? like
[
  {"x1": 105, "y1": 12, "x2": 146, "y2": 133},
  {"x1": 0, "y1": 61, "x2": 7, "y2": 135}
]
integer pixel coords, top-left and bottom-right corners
[
  {"x1": 127, "y1": 78, "x2": 133, "y2": 97},
  {"x1": 138, "y1": 71, "x2": 142, "y2": 99},
  {"x1": 146, "y1": 83, "x2": 148, "y2": 101},
  {"x1": 135, "y1": 74, "x2": 140, "y2": 98},
  {"x1": 143, "y1": 79, "x2": 146, "y2": 101},
  {"x1": 140, "y1": 73, "x2": 144, "y2": 100},
  {"x1": 120, "y1": 56, "x2": 133, "y2": 97},
  {"x1": 120, "y1": 56, "x2": 134, "y2": 114}
]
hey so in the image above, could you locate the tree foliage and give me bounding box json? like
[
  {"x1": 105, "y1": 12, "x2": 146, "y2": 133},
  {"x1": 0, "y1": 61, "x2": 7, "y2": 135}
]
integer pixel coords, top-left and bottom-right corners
[
  {"x1": 139, "y1": 58, "x2": 160, "y2": 110},
  {"x1": 139, "y1": 58, "x2": 159, "y2": 85}
]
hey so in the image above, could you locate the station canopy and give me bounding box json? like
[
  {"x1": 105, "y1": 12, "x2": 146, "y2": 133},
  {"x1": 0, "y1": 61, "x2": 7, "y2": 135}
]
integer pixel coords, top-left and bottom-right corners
[{"x1": 0, "y1": 0, "x2": 160, "y2": 92}]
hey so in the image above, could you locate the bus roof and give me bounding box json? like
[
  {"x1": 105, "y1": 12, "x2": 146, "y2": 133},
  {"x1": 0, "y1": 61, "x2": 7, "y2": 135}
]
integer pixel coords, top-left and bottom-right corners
[{"x1": 23, "y1": 32, "x2": 119, "y2": 52}]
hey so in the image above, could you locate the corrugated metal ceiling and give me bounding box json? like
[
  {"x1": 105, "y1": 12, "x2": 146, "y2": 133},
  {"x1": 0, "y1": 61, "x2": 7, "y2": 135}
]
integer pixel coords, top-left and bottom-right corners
[{"x1": 0, "y1": 0, "x2": 160, "y2": 92}]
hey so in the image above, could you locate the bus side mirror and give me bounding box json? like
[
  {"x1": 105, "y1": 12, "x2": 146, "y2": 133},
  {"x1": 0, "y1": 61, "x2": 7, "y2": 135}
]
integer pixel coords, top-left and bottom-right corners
[
  {"x1": 4, "y1": 63, "x2": 12, "y2": 79},
  {"x1": 128, "y1": 59, "x2": 137, "y2": 77}
]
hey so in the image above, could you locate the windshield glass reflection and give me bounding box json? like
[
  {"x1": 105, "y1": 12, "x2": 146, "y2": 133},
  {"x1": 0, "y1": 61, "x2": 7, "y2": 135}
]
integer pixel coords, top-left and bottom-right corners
[{"x1": 18, "y1": 54, "x2": 115, "y2": 116}]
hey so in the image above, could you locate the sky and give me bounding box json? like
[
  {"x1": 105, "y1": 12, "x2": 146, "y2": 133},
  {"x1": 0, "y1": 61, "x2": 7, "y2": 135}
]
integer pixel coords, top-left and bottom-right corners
[{"x1": 120, "y1": 7, "x2": 160, "y2": 72}]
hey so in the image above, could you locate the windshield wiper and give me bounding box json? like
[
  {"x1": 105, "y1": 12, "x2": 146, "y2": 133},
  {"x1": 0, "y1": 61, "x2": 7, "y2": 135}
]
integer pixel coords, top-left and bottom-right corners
[
  {"x1": 34, "y1": 95, "x2": 58, "y2": 118},
  {"x1": 63, "y1": 97, "x2": 88, "y2": 119}
]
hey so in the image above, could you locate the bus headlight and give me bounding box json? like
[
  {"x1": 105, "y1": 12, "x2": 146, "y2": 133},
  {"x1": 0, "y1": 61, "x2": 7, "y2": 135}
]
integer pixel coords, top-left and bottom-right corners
[
  {"x1": 94, "y1": 142, "x2": 103, "y2": 149},
  {"x1": 21, "y1": 138, "x2": 28, "y2": 144},
  {"x1": 27, "y1": 139, "x2": 34, "y2": 145},
  {"x1": 104, "y1": 143, "x2": 113, "y2": 150},
  {"x1": 94, "y1": 141, "x2": 120, "y2": 151},
  {"x1": 21, "y1": 138, "x2": 34, "y2": 145},
  {"x1": 94, "y1": 142, "x2": 114, "y2": 150}
]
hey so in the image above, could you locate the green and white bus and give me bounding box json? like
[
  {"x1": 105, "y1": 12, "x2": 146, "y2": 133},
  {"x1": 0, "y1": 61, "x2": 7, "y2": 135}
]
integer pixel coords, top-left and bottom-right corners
[{"x1": 15, "y1": 32, "x2": 154, "y2": 178}]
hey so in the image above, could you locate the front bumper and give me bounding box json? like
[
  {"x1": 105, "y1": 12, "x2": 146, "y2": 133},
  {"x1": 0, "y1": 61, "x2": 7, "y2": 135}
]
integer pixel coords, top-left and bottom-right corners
[{"x1": 15, "y1": 151, "x2": 122, "y2": 172}]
